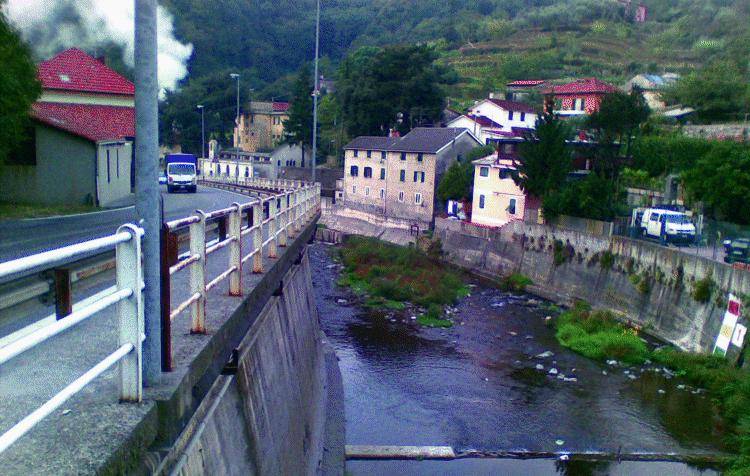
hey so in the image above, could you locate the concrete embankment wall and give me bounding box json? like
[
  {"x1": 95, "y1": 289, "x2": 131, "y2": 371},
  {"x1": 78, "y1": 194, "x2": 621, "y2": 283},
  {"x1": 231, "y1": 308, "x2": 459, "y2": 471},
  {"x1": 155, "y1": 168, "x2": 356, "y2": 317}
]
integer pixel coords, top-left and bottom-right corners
[
  {"x1": 435, "y1": 218, "x2": 750, "y2": 353},
  {"x1": 158, "y1": 251, "x2": 342, "y2": 475}
]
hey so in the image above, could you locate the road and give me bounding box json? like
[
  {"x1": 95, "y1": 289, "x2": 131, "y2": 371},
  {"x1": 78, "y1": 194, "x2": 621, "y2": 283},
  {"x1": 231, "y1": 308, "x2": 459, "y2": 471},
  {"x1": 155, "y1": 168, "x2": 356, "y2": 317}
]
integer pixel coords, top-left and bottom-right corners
[{"x1": 0, "y1": 185, "x2": 250, "y2": 263}]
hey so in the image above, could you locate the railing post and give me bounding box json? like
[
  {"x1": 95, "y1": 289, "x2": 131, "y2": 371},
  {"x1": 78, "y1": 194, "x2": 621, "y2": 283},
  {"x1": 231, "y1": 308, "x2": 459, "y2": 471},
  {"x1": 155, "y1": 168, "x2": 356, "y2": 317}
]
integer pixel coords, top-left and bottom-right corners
[
  {"x1": 268, "y1": 196, "x2": 278, "y2": 259},
  {"x1": 294, "y1": 189, "x2": 302, "y2": 233},
  {"x1": 217, "y1": 216, "x2": 227, "y2": 242},
  {"x1": 190, "y1": 210, "x2": 207, "y2": 334},
  {"x1": 116, "y1": 224, "x2": 143, "y2": 402},
  {"x1": 228, "y1": 203, "x2": 242, "y2": 296},
  {"x1": 279, "y1": 193, "x2": 288, "y2": 248},
  {"x1": 160, "y1": 224, "x2": 178, "y2": 372},
  {"x1": 53, "y1": 268, "x2": 73, "y2": 320},
  {"x1": 252, "y1": 201, "x2": 264, "y2": 273}
]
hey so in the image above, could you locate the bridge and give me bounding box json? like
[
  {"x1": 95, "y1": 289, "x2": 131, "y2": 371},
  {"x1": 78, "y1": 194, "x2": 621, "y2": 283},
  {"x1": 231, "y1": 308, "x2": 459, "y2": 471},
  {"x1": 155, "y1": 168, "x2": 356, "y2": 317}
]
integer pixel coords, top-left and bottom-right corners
[{"x1": 0, "y1": 178, "x2": 343, "y2": 475}]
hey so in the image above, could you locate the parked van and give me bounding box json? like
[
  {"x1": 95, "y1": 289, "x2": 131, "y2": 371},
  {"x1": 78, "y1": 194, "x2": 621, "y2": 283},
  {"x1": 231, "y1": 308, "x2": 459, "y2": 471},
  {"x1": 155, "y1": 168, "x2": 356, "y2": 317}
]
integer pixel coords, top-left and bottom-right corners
[{"x1": 639, "y1": 207, "x2": 696, "y2": 244}]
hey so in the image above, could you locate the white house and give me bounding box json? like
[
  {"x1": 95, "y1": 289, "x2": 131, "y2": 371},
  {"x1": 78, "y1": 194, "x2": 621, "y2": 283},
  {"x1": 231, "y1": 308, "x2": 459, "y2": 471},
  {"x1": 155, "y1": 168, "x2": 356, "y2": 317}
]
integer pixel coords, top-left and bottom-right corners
[{"x1": 467, "y1": 96, "x2": 537, "y2": 131}]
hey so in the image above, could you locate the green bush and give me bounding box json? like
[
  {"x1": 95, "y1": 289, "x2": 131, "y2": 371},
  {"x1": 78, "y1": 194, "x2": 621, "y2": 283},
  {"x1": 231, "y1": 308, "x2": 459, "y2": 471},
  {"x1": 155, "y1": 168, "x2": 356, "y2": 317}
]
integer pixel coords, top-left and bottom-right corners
[
  {"x1": 599, "y1": 251, "x2": 615, "y2": 270},
  {"x1": 501, "y1": 272, "x2": 533, "y2": 292},
  {"x1": 692, "y1": 275, "x2": 715, "y2": 303},
  {"x1": 417, "y1": 304, "x2": 453, "y2": 328}
]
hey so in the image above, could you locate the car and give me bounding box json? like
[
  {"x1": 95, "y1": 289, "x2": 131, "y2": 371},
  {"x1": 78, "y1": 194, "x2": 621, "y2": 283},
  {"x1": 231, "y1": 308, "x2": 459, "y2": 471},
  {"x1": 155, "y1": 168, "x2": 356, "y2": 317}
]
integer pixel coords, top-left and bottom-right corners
[
  {"x1": 724, "y1": 238, "x2": 750, "y2": 264},
  {"x1": 639, "y1": 208, "x2": 696, "y2": 245}
]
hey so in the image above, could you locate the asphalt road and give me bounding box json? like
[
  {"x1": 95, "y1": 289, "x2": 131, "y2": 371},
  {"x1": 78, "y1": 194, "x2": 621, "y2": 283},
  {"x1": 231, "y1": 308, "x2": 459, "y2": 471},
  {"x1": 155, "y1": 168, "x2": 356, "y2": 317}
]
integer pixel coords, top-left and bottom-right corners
[{"x1": 0, "y1": 185, "x2": 251, "y2": 263}]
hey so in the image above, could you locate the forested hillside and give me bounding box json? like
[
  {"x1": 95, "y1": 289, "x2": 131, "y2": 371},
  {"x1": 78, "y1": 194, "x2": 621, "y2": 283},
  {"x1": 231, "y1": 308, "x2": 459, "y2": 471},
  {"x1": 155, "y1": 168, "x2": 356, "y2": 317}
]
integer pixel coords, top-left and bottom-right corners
[{"x1": 159, "y1": 0, "x2": 750, "y2": 150}]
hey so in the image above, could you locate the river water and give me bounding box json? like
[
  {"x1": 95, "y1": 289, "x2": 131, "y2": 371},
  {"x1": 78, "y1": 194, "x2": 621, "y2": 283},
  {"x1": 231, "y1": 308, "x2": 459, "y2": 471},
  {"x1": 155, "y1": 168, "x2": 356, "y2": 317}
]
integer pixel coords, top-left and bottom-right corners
[{"x1": 309, "y1": 243, "x2": 726, "y2": 475}]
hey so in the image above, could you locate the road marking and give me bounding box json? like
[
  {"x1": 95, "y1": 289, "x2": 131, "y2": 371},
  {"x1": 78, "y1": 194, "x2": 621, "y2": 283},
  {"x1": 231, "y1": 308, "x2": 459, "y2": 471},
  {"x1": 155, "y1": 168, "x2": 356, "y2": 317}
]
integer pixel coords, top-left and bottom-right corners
[{"x1": 18, "y1": 206, "x2": 134, "y2": 222}]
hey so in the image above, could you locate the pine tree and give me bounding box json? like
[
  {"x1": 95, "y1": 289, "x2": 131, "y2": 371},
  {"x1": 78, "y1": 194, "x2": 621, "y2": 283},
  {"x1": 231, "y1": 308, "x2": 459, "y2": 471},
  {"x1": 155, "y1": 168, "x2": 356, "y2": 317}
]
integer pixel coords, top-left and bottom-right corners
[{"x1": 284, "y1": 64, "x2": 313, "y2": 165}]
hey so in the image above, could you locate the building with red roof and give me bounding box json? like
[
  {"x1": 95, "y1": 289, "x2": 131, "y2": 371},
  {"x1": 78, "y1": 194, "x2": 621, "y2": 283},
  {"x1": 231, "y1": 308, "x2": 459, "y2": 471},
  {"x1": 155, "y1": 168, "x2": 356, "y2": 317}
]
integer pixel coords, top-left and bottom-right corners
[
  {"x1": 447, "y1": 93, "x2": 539, "y2": 145},
  {"x1": 544, "y1": 78, "x2": 619, "y2": 116},
  {"x1": 0, "y1": 48, "x2": 135, "y2": 207}
]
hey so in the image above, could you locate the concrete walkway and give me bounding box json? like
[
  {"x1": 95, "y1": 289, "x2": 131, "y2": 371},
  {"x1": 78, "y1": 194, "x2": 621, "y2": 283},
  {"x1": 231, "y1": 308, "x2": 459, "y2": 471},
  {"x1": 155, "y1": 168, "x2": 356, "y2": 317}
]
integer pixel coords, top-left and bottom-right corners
[{"x1": 0, "y1": 194, "x2": 319, "y2": 473}]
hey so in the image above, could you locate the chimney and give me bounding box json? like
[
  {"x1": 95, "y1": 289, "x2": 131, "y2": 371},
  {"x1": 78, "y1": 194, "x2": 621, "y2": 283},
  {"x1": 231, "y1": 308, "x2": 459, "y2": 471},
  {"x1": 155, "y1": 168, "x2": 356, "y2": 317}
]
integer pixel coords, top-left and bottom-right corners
[{"x1": 489, "y1": 92, "x2": 495, "y2": 99}]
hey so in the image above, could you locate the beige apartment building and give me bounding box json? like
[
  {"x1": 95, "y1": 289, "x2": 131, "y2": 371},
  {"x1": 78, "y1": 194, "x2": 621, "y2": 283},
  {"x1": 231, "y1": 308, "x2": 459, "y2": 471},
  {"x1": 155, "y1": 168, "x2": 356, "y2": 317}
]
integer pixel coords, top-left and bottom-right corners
[
  {"x1": 234, "y1": 101, "x2": 289, "y2": 152},
  {"x1": 471, "y1": 153, "x2": 541, "y2": 227},
  {"x1": 342, "y1": 128, "x2": 481, "y2": 228}
]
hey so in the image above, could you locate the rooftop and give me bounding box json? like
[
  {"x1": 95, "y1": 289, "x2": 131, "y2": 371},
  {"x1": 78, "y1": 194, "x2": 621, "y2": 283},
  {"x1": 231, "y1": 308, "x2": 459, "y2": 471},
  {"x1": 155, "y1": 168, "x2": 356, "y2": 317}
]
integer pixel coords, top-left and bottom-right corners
[
  {"x1": 548, "y1": 78, "x2": 618, "y2": 95},
  {"x1": 37, "y1": 48, "x2": 135, "y2": 96},
  {"x1": 345, "y1": 128, "x2": 478, "y2": 154},
  {"x1": 506, "y1": 80, "x2": 548, "y2": 87},
  {"x1": 486, "y1": 98, "x2": 536, "y2": 114},
  {"x1": 31, "y1": 102, "x2": 135, "y2": 142},
  {"x1": 248, "y1": 101, "x2": 290, "y2": 113}
]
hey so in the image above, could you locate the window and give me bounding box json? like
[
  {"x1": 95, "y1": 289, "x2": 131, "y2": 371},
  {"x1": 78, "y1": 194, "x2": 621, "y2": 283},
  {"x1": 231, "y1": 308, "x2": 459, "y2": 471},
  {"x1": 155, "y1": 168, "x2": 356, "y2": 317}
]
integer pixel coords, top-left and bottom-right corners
[
  {"x1": 415, "y1": 193, "x2": 422, "y2": 205},
  {"x1": 381, "y1": 151, "x2": 387, "y2": 160},
  {"x1": 245, "y1": 167, "x2": 250, "y2": 177},
  {"x1": 479, "y1": 194, "x2": 485, "y2": 209},
  {"x1": 417, "y1": 153, "x2": 423, "y2": 162},
  {"x1": 365, "y1": 186, "x2": 370, "y2": 196},
  {"x1": 575, "y1": 98, "x2": 584, "y2": 110},
  {"x1": 380, "y1": 168, "x2": 386, "y2": 180},
  {"x1": 380, "y1": 189, "x2": 385, "y2": 199},
  {"x1": 106, "y1": 150, "x2": 111, "y2": 183},
  {"x1": 364, "y1": 167, "x2": 373, "y2": 178},
  {"x1": 420, "y1": 172, "x2": 425, "y2": 183},
  {"x1": 352, "y1": 186, "x2": 357, "y2": 194},
  {"x1": 521, "y1": 112, "x2": 526, "y2": 121},
  {"x1": 400, "y1": 169, "x2": 405, "y2": 182},
  {"x1": 503, "y1": 143, "x2": 514, "y2": 154},
  {"x1": 398, "y1": 191, "x2": 404, "y2": 202},
  {"x1": 480, "y1": 166, "x2": 489, "y2": 177},
  {"x1": 413, "y1": 171, "x2": 419, "y2": 182},
  {"x1": 413, "y1": 171, "x2": 425, "y2": 183},
  {"x1": 508, "y1": 198, "x2": 517, "y2": 215},
  {"x1": 367, "y1": 150, "x2": 372, "y2": 158},
  {"x1": 499, "y1": 168, "x2": 511, "y2": 179},
  {"x1": 354, "y1": 150, "x2": 358, "y2": 157},
  {"x1": 350, "y1": 165, "x2": 359, "y2": 177},
  {"x1": 400, "y1": 152, "x2": 406, "y2": 161},
  {"x1": 509, "y1": 111, "x2": 514, "y2": 120}
]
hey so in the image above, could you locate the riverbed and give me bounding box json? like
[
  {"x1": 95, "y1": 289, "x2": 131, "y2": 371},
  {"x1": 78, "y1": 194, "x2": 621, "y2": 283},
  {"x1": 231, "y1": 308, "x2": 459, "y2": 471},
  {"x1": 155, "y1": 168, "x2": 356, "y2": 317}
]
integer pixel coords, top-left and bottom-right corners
[{"x1": 309, "y1": 243, "x2": 726, "y2": 475}]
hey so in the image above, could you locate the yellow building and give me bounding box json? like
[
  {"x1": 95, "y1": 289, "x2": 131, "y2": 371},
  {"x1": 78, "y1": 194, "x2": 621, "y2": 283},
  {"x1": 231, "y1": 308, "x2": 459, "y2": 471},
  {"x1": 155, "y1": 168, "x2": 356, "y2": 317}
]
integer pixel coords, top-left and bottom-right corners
[
  {"x1": 234, "y1": 101, "x2": 289, "y2": 152},
  {"x1": 471, "y1": 153, "x2": 540, "y2": 227}
]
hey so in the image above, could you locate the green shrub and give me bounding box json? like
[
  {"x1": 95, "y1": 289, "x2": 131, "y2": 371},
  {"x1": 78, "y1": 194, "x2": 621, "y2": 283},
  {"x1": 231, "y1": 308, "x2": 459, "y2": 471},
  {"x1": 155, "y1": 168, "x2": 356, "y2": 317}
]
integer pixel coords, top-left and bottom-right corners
[
  {"x1": 417, "y1": 304, "x2": 453, "y2": 328},
  {"x1": 599, "y1": 250, "x2": 615, "y2": 270},
  {"x1": 553, "y1": 240, "x2": 567, "y2": 266},
  {"x1": 501, "y1": 272, "x2": 533, "y2": 292},
  {"x1": 692, "y1": 275, "x2": 715, "y2": 303}
]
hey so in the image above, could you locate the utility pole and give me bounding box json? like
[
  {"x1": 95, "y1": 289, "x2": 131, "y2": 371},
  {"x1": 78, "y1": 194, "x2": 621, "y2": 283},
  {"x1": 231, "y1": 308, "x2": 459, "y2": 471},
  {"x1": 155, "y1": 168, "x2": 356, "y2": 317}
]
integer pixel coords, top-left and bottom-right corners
[
  {"x1": 134, "y1": 0, "x2": 161, "y2": 384},
  {"x1": 230, "y1": 73, "x2": 240, "y2": 148},
  {"x1": 311, "y1": 0, "x2": 320, "y2": 183},
  {"x1": 197, "y1": 105, "x2": 205, "y2": 159}
]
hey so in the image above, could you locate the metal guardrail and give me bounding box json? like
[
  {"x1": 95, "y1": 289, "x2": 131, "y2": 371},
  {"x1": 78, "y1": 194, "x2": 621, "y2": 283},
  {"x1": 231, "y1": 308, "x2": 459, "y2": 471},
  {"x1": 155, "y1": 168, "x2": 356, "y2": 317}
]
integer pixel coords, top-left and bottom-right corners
[
  {"x1": 0, "y1": 224, "x2": 144, "y2": 454},
  {"x1": 160, "y1": 177, "x2": 320, "y2": 370}
]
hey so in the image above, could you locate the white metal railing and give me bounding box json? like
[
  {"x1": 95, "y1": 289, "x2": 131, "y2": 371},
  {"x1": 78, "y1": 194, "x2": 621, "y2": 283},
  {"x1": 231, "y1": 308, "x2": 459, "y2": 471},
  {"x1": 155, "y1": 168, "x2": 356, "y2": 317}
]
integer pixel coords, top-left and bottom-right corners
[
  {"x1": 162, "y1": 179, "x2": 320, "y2": 367},
  {"x1": 0, "y1": 224, "x2": 144, "y2": 453}
]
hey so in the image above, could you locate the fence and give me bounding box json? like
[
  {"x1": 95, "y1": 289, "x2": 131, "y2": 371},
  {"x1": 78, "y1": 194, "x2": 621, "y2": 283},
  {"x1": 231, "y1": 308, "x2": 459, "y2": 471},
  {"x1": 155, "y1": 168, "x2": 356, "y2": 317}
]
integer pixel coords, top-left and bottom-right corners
[
  {"x1": 160, "y1": 177, "x2": 320, "y2": 370},
  {"x1": 0, "y1": 224, "x2": 144, "y2": 454}
]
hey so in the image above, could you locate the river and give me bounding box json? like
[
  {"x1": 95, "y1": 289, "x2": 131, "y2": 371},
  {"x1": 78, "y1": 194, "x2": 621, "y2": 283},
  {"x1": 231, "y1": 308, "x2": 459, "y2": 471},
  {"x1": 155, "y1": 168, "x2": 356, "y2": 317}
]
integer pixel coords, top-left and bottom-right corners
[{"x1": 309, "y1": 243, "x2": 726, "y2": 475}]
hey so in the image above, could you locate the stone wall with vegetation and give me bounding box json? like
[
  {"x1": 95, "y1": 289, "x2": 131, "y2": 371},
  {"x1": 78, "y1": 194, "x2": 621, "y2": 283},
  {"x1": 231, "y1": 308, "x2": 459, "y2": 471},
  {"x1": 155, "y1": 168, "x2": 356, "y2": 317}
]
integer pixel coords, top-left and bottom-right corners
[{"x1": 435, "y1": 217, "x2": 750, "y2": 353}]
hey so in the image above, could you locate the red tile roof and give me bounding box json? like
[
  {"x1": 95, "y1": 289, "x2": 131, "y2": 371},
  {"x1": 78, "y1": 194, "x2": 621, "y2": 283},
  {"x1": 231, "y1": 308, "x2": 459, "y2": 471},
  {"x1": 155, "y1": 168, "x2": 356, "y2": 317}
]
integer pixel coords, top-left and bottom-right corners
[
  {"x1": 37, "y1": 48, "x2": 135, "y2": 96},
  {"x1": 487, "y1": 98, "x2": 536, "y2": 114},
  {"x1": 31, "y1": 102, "x2": 135, "y2": 142},
  {"x1": 272, "y1": 102, "x2": 290, "y2": 112},
  {"x1": 549, "y1": 78, "x2": 618, "y2": 95},
  {"x1": 506, "y1": 80, "x2": 547, "y2": 87}
]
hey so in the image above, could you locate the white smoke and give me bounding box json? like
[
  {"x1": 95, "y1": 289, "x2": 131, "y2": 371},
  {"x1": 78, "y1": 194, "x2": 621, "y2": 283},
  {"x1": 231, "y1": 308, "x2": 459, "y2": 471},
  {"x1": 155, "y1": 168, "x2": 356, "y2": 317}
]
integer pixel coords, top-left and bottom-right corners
[{"x1": 4, "y1": 0, "x2": 193, "y2": 92}]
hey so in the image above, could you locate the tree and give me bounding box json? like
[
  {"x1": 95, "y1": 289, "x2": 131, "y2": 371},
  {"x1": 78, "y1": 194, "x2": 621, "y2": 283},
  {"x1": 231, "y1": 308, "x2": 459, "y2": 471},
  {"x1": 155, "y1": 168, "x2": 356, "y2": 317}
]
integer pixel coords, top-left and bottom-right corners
[
  {"x1": 437, "y1": 144, "x2": 494, "y2": 202},
  {"x1": 337, "y1": 45, "x2": 446, "y2": 137},
  {"x1": 512, "y1": 110, "x2": 572, "y2": 198},
  {"x1": 284, "y1": 64, "x2": 314, "y2": 164},
  {"x1": 0, "y1": 8, "x2": 41, "y2": 164},
  {"x1": 587, "y1": 89, "x2": 650, "y2": 159},
  {"x1": 662, "y1": 61, "x2": 750, "y2": 122}
]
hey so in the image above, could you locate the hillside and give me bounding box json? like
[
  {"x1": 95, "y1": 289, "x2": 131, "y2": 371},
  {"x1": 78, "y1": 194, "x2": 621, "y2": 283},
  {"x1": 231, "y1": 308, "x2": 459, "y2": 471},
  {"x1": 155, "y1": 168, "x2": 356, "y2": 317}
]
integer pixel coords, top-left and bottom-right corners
[{"x1": 157, "y1": 0, "x2": 750, "y2": 149}]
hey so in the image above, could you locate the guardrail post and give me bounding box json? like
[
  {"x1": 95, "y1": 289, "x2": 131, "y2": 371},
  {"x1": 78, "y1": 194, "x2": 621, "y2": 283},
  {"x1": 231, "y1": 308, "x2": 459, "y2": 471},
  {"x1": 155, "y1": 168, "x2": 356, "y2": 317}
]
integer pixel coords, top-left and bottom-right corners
[
  {"x1": 252, "y1": 202, "x2": 264, "y2": 273},
  {"x1": 53, "y1": 268, "x2": 73, "y2": 320},
  {"x1": 229, "y1": 203, "x2": 242, "y2": 296},
  {"x1": 190, "y1": 210, "x2": 207, "y2": 334},
  {"x1": 293, "y1": 189, "x2": 301, "y2": 233},
  {"x1": 116, "y1": 224, "x2": 143, "y2": 402},
  {"x1": 278, "y1": 194, "x2": 288, "y2": 248},
  {"x1": 268, "y1": 197, "x2": 278, "y2": 259},
  {"x1": 160, "y1": 224, "x2": 178, "y2": 372}
]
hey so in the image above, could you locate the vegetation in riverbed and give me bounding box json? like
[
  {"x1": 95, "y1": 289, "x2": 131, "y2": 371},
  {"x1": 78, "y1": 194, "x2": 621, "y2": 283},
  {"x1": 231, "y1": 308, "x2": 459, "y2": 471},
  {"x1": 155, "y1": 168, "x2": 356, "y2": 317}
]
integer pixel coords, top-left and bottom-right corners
[
  {"x1": 337, "y1": 237, "x2": 469, "y2": 326},
  {"x1": 417, "y1": 304, "x2": 454, "y2": 328},
  {"x1": 555, "y1": 301, "x2": 750, "y2": 474},
  {"x1": 500, "y1": 272, "x2": 533, "y2": 292},
  {"x1": 555, "y1": 302, "x2": 649, "y2": 365}
]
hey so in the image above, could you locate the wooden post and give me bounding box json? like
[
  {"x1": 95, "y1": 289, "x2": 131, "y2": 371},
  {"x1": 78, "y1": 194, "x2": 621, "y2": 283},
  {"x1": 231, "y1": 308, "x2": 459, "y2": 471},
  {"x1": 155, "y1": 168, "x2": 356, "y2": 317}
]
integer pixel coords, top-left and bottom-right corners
[
  {"x1": 53, "y1": 268, "x2": 72, "y2": 320},
  {"x1": 160, "y1": 224, "x2": 178, "y2": 371}
]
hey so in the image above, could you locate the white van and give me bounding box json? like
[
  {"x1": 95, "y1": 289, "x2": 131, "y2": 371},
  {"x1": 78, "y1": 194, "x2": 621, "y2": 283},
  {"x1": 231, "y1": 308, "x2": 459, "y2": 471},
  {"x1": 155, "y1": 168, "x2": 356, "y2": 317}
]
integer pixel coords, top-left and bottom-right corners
[
  {"x1": 639, "y1": 208, "x2": 696, "y2": 244},
  {"x1": 166, "y1": 162, "x2": 197, "y2": 193}
]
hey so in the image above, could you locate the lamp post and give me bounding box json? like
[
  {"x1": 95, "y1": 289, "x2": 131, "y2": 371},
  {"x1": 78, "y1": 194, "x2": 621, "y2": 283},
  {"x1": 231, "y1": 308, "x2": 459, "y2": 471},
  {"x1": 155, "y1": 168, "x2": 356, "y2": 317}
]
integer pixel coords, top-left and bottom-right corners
[
  {"x1": 197, "y1": 105, "x2": 205, "y2": 159},
  {"x1": 230, "y1": 73, "x2": 240, "y2": 147},
  {"x1": 311, "y1": 0, "x2": 320, "y2": 183}
]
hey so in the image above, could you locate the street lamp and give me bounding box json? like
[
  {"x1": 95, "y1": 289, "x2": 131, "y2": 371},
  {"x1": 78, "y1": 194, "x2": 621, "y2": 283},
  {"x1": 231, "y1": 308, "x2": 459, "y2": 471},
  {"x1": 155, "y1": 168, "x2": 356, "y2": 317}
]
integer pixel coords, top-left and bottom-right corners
[
  {"x1": 311, "y1": 0, "x2": 320, "y2": 183},
  {"x1": 229, "y1": 73, "x2": 240, "y2": 146},
  {"x1": 196, "y1": 105, "x2": 205, "y2": 159}
]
